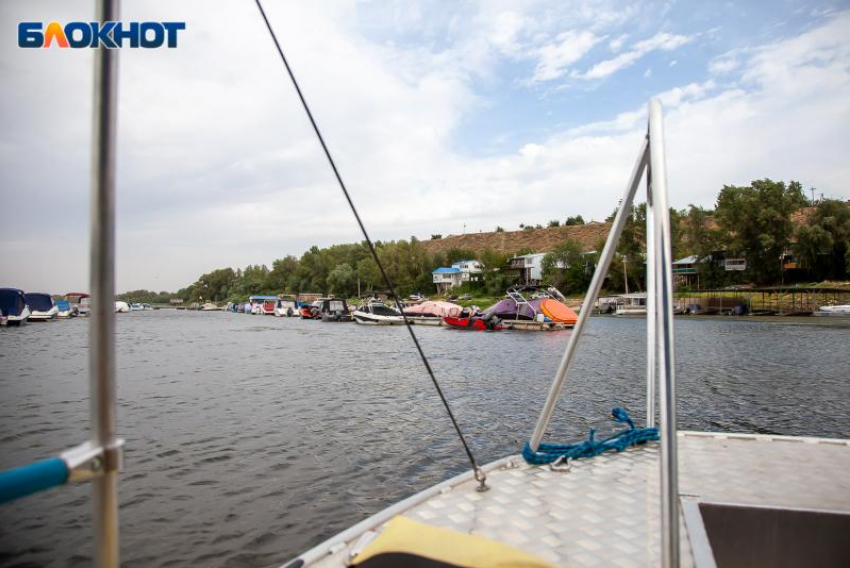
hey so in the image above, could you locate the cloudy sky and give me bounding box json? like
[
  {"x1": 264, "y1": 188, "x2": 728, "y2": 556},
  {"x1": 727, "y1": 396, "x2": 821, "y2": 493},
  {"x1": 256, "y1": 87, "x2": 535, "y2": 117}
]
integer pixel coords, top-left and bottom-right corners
[{"x1": 1, "y1": 1, "x2": 849, "y2": 293}]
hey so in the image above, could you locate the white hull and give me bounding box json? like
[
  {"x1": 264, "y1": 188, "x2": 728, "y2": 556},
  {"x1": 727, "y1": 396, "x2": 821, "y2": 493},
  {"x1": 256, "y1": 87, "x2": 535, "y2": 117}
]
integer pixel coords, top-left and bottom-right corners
[
  {"x1": 29, "y1": 307, "x2": 59, "y2": 321},
  {"x1": 353, "y1": 312, "x2": 405, "y2": 325},
  {"x1": 2, "y1": 305, "x2": 30, "y2": 326},
  {"x1": 815, "y1": 305, "x2": 850, "y2": 317},
  {"x1": 115, "y1": 301, "x2": 130, "y2": 313}
]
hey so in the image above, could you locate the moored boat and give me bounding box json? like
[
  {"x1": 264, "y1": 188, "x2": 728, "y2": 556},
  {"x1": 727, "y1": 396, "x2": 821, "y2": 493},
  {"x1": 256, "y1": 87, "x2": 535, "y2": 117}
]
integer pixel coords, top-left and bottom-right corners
[
  {"x1": 402, "y1": 300, "x2": 462, "y2": 319},
  {"x1": 274, "y1": 296, "x2": 299, "y2": 317},
  {"x1": 443, "y1": 313, "x2": 504, "y2": 331},
  {"x1": 484, "y1": 285, "x2": 578, "y2": 325},
  {"x1": 353, "y1": 302, "x2": 404, "y2": 325},
  {"x1": 249, "y1": 295, "x2": 278, "y2": 315},
  {"x1": 814, "y1": 304, "x2": 850, "y2": 317},
  {"x1": 0, "y1": 288, "x2": 31, "y2": 326},
  {"x1": 320, "y1": 297, "x2": 353, "y2": 322},
  {"x1": 55, "y1": 299, "x2": 75, "y2": 318},
  {"x1": 24, "y1": 292, "x2": 58, "y2": 321},
  {"x1": 114, "y1": 301, "x2": 130, "y2": 313},
  {"x1": 615, "y1": 292, "x2": 648, "y2": 316},
  {"x1": 65, "y1": 292, "x2": 90, "y2": 316}
]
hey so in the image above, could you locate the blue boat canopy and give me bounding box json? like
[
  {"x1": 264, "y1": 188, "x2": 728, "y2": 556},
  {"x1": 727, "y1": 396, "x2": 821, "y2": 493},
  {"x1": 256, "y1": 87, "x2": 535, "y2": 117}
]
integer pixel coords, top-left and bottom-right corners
[
  {"x1": 248, "y1": 295, "x2": 279, "y2": 301},
  {"x1": 0, "y1": 288, "x2": 26, "y2": 317},
  {"x1": 24, "y1": 293, "x2": 53, "y2": 312}
]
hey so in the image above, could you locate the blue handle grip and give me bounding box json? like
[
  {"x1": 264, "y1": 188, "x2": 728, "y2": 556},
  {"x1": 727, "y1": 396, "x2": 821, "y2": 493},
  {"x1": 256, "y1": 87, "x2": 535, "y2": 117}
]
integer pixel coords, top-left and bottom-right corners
[{"x1": 0, "y1": 457, "x2": 68, "y2": 504}]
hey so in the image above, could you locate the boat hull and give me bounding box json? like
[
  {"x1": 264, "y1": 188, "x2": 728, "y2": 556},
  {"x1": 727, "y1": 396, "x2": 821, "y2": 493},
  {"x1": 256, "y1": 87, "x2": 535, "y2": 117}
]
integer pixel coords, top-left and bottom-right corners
[
  {"x1": 443, "y1": 316, "x2": 503, "y2": 331},
  {"x1": 353, "y1": 311, "x2": 405, "y2": 325}
]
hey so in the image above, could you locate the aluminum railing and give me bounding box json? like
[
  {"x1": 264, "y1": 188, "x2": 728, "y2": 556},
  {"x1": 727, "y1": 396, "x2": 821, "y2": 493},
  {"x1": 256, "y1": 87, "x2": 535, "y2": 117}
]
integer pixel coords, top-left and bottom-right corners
[
  {"x1": 0, "y1": 1, "x2": 123, "y2": 567},
  {"x1": 528, "y1": 98, "x2": 680, "y2": 568}
]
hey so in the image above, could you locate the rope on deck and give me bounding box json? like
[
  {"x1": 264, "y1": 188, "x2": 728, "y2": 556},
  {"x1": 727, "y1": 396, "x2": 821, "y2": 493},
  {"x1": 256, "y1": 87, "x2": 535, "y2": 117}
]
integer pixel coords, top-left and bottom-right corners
[{"x1": 522, "y1": 408, "x2": 659, "y2": 465}]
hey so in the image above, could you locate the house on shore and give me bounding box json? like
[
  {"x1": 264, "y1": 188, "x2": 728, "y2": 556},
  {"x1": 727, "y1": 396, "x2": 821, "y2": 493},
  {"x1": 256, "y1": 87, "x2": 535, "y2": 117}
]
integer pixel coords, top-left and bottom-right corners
[{"x1": 431, "y1": 260, "x2": 485, "y2": 292}]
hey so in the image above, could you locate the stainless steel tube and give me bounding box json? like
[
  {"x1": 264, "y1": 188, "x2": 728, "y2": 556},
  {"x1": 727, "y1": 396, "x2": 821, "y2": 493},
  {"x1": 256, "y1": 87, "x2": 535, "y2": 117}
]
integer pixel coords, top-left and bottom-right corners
[
  {"x1": 89, "y1": 0, "x2": 120, "y2": 566},
  {"x1": 648, "y1": 98, "x2": 679, "y2": 568},
  {"x1": 645, "y1": 167, "x2": 656, "y2": 428},
  {"x1": 529, "y1": 137, "x2": 648, "y2": 451}
]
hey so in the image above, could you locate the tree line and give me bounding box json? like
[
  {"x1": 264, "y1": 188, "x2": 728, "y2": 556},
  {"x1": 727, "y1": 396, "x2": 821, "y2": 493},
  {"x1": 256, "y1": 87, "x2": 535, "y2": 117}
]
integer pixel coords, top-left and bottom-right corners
[
  {"x1": 127, "y1": 178, "x2": 847, "y2": 303},
  {"x1": 542, "y1": 179, "x2": 849, "y2": 293}
]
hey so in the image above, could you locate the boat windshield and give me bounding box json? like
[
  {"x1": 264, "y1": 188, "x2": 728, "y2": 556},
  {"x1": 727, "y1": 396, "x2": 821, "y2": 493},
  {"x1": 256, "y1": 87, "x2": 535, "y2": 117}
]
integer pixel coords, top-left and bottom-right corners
[
  {"x1": 24, "y1": 293, "x2": 53, "y2": 311},
  {"x1": 0, "y1": 290, "x2": 25, "y2": 316},
  {"x1": 326, "y1": 300, "x2": 345, "y2": 312},
  {"x1": 370, "y1": 305, "x2": 399, "y2": 316}
]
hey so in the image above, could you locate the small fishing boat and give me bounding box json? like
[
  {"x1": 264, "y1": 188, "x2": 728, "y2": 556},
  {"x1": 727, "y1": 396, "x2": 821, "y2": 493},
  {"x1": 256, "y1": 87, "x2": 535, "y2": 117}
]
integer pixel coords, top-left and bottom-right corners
[
  {"x1": 55, "y1": 300, "x2": 75, "y2": 318},
  {"x1": 129, "y1": 302, "x2": 145, "y2": 311},
  {"x1": 0, "y1": 288, "x2": 31, "y2": 326},
  {"x1": 65, "y1": 292, "x2": 90, "y2": 316},
  {"x1": 201, "y1": 302, "x2": 221, "y2": 311},
  {"x1": 814, "y1": 304, "x2": 850, "y2": 317},
  {"x1": 25, "y1": 292, "x2": 59, "y2": 321},
  {"x1": 353, "y1": 302, "x2": 404, "y2": 325},
  {"x1": 114, "y1": 301, "x2": 130, "y2": 313},
  {"x1": 443, "y1": 313, "x2": 504, "y2": 331},
  {"x1": 320, "y1": 298, "x2": 353, "y2": 322}
]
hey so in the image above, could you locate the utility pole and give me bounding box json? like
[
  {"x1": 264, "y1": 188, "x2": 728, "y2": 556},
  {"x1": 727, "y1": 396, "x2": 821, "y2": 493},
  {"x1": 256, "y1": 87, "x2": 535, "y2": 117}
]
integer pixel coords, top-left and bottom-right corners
[{"x1": 623, "y1": 256, "x2": 629, "y2": 294}]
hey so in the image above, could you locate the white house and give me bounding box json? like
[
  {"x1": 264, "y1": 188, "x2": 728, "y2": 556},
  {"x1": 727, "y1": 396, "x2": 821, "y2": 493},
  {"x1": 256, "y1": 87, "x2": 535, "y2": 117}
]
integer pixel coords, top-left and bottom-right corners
[
  {"x1": 451, "y1": 259, "x2": 483, "y2": 282},
  {"x1": 508, "y1": 253, "x2": 547, "y2": 283},
  {"x1": 432, "y1": 267, "x2": 462, "y2": 292}
]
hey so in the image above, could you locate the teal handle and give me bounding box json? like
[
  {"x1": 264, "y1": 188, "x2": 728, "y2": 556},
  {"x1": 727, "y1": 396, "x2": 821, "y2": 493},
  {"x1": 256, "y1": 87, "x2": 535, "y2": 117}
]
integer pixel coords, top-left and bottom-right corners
[{"x1": 0, "y1": 457, "x2": 68, "y2": 504}]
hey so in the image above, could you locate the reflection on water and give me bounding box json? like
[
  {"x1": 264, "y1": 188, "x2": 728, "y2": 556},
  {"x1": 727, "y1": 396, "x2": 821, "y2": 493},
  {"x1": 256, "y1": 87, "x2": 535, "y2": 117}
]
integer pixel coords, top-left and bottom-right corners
[{"x1": 1, "y1": 311, "x2": 848, "y2": 567}]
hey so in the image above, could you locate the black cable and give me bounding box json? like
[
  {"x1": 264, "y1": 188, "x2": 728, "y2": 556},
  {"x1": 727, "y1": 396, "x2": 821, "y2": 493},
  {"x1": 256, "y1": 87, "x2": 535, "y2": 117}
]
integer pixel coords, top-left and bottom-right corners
[{"x1": 253, "y1": 0, "x2": 484, "y2": 483}]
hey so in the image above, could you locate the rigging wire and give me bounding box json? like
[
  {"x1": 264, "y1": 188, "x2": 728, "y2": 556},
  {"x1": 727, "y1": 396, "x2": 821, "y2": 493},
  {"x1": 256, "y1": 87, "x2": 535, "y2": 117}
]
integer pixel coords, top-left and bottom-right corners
[{"x1": 253, "y1": 0, "x2": 487, "y2": 490}]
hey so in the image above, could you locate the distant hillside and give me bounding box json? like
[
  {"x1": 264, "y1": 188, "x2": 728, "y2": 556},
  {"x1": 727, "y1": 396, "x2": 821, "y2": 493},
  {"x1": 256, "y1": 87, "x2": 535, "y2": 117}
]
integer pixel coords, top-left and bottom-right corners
[{"x1": 419, "y1": 222, "x2": 611, "y2": 257}]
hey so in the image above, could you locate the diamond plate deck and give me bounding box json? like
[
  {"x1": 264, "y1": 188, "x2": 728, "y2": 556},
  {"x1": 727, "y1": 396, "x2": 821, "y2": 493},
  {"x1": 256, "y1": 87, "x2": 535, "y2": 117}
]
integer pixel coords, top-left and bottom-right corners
[{"x1": 298, "y1": 432, "x2": 850, "y2": 567}]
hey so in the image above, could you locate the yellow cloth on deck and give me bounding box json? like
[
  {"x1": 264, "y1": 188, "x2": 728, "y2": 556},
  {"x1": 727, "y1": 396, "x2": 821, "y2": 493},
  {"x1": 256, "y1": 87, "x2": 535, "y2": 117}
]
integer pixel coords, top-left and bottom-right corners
[{"x1": 351, "y1": 516, "x2": 555, "y2": 568}]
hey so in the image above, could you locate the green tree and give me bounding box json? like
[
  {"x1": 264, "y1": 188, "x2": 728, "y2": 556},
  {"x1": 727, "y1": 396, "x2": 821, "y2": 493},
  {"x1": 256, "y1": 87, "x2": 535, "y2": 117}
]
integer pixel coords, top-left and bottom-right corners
[
  {"x1": 794, "y1": 199, "x2": 850, "y2": 280},
  {"x1": 541, "y1": 239, "x2": 592, "y2": 293},
  {"x1": 548, "y1": 220, "x2": 561, "y2": 228},
  {"x1": 326, "y1": 263, "x2": 357, "y2": 297},
  {"x1": 715, "y1": 179, "x2": 807, "y2": 284},
  {"x1": 565, "y1": 215, "x2": 585, "y2": 226}
]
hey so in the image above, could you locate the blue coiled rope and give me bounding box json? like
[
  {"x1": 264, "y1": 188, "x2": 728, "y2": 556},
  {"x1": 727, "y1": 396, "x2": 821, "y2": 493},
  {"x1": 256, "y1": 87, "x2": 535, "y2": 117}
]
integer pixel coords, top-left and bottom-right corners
[{"x1": 522, "y1": 408, "x2": 659, "y2": 465}]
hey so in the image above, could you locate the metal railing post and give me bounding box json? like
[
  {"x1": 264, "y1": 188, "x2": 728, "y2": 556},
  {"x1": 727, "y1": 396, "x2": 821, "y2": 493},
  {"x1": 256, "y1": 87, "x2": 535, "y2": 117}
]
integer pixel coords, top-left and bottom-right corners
[
  {"x1": 89, "y1": 0, "x2": 121, "y2": 566},
  {"x1": 646, "y1": 166, "x2": 656, "y2": 428},
  {"x1": 648, "y1": 98, "x2": 679, "y2": 568},
  {"x1": 529, "y1": 137, "x2": 649, "y2": 451}
]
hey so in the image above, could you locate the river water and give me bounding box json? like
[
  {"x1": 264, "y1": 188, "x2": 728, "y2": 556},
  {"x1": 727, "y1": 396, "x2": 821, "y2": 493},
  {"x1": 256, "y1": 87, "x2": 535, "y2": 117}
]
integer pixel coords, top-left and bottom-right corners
[{"x1": 1, "y1": 311, "x2": 848, "y2": 567}]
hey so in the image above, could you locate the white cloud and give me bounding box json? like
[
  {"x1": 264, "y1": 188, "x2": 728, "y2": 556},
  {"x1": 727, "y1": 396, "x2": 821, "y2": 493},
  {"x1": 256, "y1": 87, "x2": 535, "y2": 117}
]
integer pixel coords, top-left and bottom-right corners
[
  {"x1": 609, "y1": 34, "x2": 629, "y2": 52},
  {"x1": 1, "y1": 2, "x2": 848, "y2": 293},
  {"x1": 531, "y1": 30, "x2": 601, "y2": 82},
  {"x1": 578, "y1": 32, "x2": 693, "y2": 80}
]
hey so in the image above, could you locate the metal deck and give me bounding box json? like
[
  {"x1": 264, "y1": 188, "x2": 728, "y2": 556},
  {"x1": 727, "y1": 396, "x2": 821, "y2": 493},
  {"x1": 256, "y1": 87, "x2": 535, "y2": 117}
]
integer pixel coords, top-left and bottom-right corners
[{"x1": 300, "y1": 432, "x2": 850, "y2": 567}]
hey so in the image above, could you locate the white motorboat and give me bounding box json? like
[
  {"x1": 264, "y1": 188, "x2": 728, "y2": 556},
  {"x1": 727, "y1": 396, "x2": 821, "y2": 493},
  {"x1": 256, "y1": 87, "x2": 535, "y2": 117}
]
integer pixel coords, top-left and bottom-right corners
[
  {"x1": 25, "y1": 292, "x2": 59, "y2": 321},
  {"x1": 201, "y1": 302, "x2": 221, "y2": 311},
  {"x1": 353, "y1": 302, "x2": 405, "y2": 325},
  {"x1": 65, "y1": 293, "x2": 90, "y2": 316},
  {"x1": 129, "y1": 302, "x2": 145, "y2": 311},
  {"x1": 249, "y1": 295, "x2": 278, "y2": 315},
  {"x1": 0, "y1": 288, "x2": 31, "y2": 326},
  {"x1": 274, "y1": 296, "x2": 299, "y2": 317},
  {"x1": 55, "y1": 300, "x2": 75, "y2": 318},
  {"x1": 815, "y1": 304, "x2": 850, "y2": 317},
  {"x1": 114, "y1": 301, "x2": 130, "y2": 313}
]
